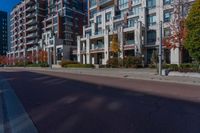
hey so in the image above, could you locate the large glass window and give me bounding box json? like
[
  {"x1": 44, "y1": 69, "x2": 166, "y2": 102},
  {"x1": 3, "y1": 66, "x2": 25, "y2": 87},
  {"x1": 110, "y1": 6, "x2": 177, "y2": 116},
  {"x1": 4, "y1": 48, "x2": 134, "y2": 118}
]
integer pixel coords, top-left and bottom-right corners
[
  {"x1": 90, "y1": 9, "x2": 97, "y2": 18},
  {"x1": 163, "y1": 0, "x2": 172, "y2": 5},
  {"x1": 96, "y1": 15, "x2": 102, "y2": 24},
  {"x1": 147, "y1": 14, "x2": 156, "y2": 26},
  {"x1": 105, "y1": 12, "x2": 111, "y2": 22},
  {"x1": 133, "y1": 0, "x2": 140, "y2": 4},
  {"x1": 164, "y1": 28, "x2": 171, "y2": 37},
  {"x1": 163, "y1": 10, "x2": 171, "y2": 22},
  {"x1": 147, "y1": 0, "x2": 156, "y2": 9},
  {"x1": 147, "y1": 30, "x2": 156, "y2": 43},
  {"x1": 132, "y1": 6, "x2": 140, "y2": 15},
  {"x1": 128, "y1": 18, "x2": 138, "y2": 27},
  {"x1": 119, "y1": 0, "x2": 129, "y2": 9},
  {"x1": 90, "y1": 0, "x2": 97, "y2": 7}
]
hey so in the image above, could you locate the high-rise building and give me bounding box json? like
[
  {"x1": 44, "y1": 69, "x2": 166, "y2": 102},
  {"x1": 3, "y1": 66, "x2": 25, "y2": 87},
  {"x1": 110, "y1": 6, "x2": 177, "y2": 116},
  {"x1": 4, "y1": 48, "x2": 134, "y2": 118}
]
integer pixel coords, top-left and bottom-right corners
[
  {"x1": 41, "y1": 0, "x2": 86, "y2": 64},
  {"x1": 8, "y1": 0, "x2": 86, "y2": 65},
  {"x1": 0, "y1": 11, "x2": 8, "y2": 55},
  {"x1": 77, "y1": 0, "x2": 194, "y2": 65},
  {"x1": 8, "y1": 0, "x2": 46, "y2": 63}
]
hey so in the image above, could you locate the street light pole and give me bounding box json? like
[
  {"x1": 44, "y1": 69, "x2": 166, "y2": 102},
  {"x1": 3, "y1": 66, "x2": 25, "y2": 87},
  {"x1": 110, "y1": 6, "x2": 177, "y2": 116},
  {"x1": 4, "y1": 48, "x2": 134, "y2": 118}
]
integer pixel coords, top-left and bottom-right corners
[{"x1": 159, "y1": 21, "x2": 163, "y2": 76}]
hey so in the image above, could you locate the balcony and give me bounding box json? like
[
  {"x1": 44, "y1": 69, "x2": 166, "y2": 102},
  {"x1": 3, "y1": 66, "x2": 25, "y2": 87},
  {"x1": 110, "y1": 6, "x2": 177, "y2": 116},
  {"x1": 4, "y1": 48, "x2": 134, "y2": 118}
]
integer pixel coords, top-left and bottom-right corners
[
  {"x1": 26, "y1": 13, "x2": 35, "y2": 18},
  {"x1": 26, "y1": 33, "x2": 37, "y2": 38},
  {"x1": 98, "y1": 0, "x2": 113, "y2": 7},
  {"x1": 26, "y1": 19, "x2": 36, "y2": 25},
  {"x1": 26, "y1": 26, "x2": 37, "y2": 31},
  {"x1": 84, "y1": 25, "x2": 91, "y2": 29},
  {"x1": 125, "y1": 40, "x2": 135, "y2": 45},
  {"x1": 113, "y1": 15, "x2": 122, "y2": 20},
  {"x1": 90, "y1": 43, "x2": 104, "y2": 53},
  {"x1": 26, "y1": 40, "x2": 35, "y2": 45},
  {"x1": 124, "y1": 40, "x2": 135, "y2": 50},
  {"x1": 26, "y1": 6, "x2": 35, "y2": 12}
]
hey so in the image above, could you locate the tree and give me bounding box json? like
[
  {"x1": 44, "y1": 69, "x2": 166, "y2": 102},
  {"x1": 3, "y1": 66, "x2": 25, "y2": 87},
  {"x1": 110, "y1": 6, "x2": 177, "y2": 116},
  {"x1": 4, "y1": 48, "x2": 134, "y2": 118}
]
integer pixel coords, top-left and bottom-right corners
[
  {"x1": 162, "y1": 0, "x2": 189, "y2": 64},
  {"x1": 151, "y1": 50, "x2": 158, "y2": 66},
  {"x1": 110, "y1": 34, "x2": 120, "y2": 57},
  {"x1": 38, "y1": 50, "x2": 48, "y2": 63},
  {"x1": 185, "y1": 0, "x2": 200, "y2": 63}
]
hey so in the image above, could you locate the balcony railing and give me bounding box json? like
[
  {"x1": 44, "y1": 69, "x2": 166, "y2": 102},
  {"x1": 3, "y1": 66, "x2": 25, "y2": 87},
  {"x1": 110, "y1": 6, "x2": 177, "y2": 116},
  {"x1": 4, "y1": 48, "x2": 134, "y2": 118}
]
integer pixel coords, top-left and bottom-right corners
[
  {"x1": 91, "y1": 43, "x2": 104, "y2": 50},
  {"x1": 26, "y1": 26, "x2": 37, "y2": 31},
  {"x1": 125, "y1": 40, "x2": 135, "y2": 45},
  {"x1": 113, "y1": 15, "x2": 122, "y2": 20},
  {"x1": 26, "y1": 6, "x2": 35, "y2": 12},
  {"x1": 26, "y1": 19, "x2": 36, "y2": 25},
  {"x1": 98, "y1": 0, "x2": 113, "y2": 6},
  {"x1": 26, "y1": 13, "x2": 35, "y2": 18},
  {"x1": 26, "y1": 33, "x2": 37, "y2": 38},
  {"x1": 26, "y1": 40, "x2": 35, "y2": 45}
]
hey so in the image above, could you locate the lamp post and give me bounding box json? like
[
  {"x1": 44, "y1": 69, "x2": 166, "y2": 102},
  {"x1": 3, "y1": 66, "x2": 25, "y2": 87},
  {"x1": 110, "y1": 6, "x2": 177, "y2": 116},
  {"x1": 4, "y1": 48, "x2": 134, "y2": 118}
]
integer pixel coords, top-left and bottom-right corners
[{"x1": 159, "y1": 21, "x2": 163, "y2": 76}]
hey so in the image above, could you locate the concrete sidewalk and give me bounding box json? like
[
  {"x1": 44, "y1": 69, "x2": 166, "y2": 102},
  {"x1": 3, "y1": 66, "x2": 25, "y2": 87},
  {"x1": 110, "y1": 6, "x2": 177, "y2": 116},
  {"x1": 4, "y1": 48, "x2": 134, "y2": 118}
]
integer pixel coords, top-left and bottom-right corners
[{"x1": 2, "y1": 67, "x2": 200, "y2": 86}]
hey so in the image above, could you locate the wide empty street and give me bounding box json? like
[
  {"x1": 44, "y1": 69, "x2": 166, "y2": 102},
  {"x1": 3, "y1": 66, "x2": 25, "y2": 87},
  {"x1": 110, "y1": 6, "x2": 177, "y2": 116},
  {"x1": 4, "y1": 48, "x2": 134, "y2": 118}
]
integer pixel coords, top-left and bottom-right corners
[{"x1": 0, "y1": 69, "x2": 200, "y2": 133}]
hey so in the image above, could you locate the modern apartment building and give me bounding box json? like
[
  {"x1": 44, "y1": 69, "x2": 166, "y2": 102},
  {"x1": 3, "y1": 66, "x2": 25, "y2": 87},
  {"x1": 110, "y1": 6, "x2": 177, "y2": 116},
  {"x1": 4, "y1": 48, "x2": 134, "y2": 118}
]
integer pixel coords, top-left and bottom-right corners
[
  {"x1": 8, "y1": 0, "x2": 86, "y2": 65},
  {"x1": 40, "y1": 0, "x2": 86, "y2": 64},
  {"x1": 77, "y1": 0, "x2": 194, "y2": 65},
  {"x1": 8, "y1": 0, "x2": 45, "y2": 63},
  {"x1": 0, "y1": 11, "x2": 8, "y2": 55}
]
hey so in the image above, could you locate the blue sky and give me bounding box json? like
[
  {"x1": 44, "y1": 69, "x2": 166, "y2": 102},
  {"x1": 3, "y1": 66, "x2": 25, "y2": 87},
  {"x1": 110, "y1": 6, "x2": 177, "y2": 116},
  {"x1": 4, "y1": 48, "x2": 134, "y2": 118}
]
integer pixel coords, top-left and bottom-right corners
[{"x1": 0, "y1": 0, "x2": 20, "y2": 13}]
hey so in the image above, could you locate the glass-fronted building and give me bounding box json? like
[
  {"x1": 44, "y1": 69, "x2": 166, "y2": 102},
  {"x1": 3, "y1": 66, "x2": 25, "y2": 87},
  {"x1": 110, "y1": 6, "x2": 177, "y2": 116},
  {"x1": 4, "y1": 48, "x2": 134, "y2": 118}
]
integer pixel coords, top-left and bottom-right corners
[{"x1": 0, "y1": 11, "x2": 8, "y2": 55}]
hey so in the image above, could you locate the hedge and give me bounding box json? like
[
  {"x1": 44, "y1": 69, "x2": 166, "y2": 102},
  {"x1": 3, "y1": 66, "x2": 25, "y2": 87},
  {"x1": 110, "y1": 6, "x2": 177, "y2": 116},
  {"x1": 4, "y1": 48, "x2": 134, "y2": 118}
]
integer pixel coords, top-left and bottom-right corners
[
  {"x1": 107, "y1": 56, "x2": 143, "y2": 68},
  {"x1": 66, "y1": 64, "x2": 94, "y2": 68},
  {"x1": 60, "y1": 60, "x2": 78, "y2": 67}
]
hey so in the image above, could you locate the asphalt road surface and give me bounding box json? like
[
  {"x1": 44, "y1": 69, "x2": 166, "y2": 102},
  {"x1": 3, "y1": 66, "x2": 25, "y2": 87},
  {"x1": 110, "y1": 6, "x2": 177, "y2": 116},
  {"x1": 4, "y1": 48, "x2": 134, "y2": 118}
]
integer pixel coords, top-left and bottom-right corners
[{"x1": 0, "y1": 69, "x2": 200, "y2": 133}]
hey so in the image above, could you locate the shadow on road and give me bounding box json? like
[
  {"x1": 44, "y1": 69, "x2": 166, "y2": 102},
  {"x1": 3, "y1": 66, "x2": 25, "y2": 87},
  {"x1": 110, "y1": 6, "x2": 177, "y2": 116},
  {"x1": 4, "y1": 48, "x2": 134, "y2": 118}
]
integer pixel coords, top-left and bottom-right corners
[{"x1": 1, "y1": 71, "x2": 200, "y2": 133}]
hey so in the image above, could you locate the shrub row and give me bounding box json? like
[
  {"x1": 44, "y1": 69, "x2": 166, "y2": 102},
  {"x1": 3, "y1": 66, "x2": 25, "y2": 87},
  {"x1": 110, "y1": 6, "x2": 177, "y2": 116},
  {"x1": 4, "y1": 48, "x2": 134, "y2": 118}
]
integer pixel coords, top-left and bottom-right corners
[
  {"x1": 60, "y1": 60, "x2": 78, "y2": 67},
  {"x1": 10, "y1": 62, "x2": 49, "y2": 67},
  {"x1": 163, "y1": 63, "x2": 200, "y2": 73},
  {"x1": 60, "y1": 60, "x2": 94, "y2": 68},
  {"x1": 107, "y1": 56, "x2": 143, "y2": 68},
  {"x1": 66, "y1": 64, "x2": 94, "y2": 68}
]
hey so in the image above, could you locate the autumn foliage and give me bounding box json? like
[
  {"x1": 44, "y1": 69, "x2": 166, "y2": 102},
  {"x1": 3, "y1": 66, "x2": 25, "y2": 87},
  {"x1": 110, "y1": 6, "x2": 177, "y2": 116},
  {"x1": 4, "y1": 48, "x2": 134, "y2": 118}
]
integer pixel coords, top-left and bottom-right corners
[
  {"x1": 38, "y1": 50, "x2": 48, "y2": 63},
  {"x1": 162, "y1": 0, "x2": 189, "y2": 50},
  {"x1": 162, "y1": 19, "x2": 188, "y2": 50},
  {"x1": 0, "y1": 50, "x2": 48, "y2": 65},
  {"x1": 110, "y1": 34, "x2": 120, "y2": 54},
  {"x1": 0, "y1": 56, "x2": 7, "y2": 65}
]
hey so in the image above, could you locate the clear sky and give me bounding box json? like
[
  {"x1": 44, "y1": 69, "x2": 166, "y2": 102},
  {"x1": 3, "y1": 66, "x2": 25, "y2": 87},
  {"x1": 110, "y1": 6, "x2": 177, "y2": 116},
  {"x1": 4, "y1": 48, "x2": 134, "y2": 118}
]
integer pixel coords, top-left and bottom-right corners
[{"x1": 0, "y1": 0, "x2": 20, "y2": 13}]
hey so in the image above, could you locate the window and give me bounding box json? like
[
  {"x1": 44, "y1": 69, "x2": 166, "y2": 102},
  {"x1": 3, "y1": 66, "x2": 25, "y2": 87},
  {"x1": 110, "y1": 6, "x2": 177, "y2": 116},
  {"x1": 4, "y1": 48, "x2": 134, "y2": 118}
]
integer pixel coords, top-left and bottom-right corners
[
  {"x1": 54, "y1": 17, "x2": 58, "y2": 23},
  {"x1": 128, "y1": 18, "x2": 138, "y2": 27},
  {"x1": 66, "y1": 10, "x2": 72, "y2": 16},
  {"x1": 119, "y1": 0, "x2": 129, "y2": 9},
  {"x1": 132, "y1": 6, "x2": 140, "y2": 15},
  {"x1": 163, "y1": 0, "x2": 172, "y2": 5},
  {"x1": 133, "y1": 0, "x2": 140, "y2": 4},
  {"x1": 163, "y1": 10, "x2": 171, "y2": 22},
  {"x1": 164, "y1": 28, "x2": 171, "y2": 37},
  {"x1": 96, "y1": 15, "x2": 102, "y2": 24},
  {"x1": 147, "y1": 0, "x2": 156, "y2": 9},
  {"x1": 54, "y1": 25, "x2": 58, "y2": 32},
  {"x1": 90, "y1": 9, "x2": 97, "y2": 18},
  {"x1": 106, "y1": 25, "x2": 110, "y2": 32},
  {"x1": 96, "y1": 28, "x2": 102, "y2": 35},
  {"x1": 89, "y1": 0, "x2": 97, "y2": 7},
  {"x1": 147, "y1": 30, "x2": 156, "y2": 43},
  {"x1": 148, "y1": 14, "x2": 156, "y2": 26},
  {"x1": 105, "y1": 12, "x2": 111, "y2": 22}
]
